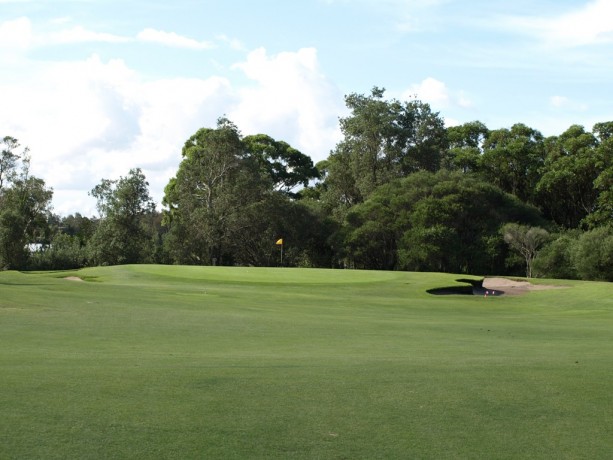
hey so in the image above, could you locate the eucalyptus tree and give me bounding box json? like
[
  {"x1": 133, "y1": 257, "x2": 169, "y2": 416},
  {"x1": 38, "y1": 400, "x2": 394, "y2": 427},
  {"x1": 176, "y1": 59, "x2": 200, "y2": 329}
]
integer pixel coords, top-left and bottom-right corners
[
  {"x1": 242, "y1": 134, "x2": 319, "y2": 197},
  {"x1": 536, "y1": 125, "x2": 601, "y2": 228},
  {"x1": 163, "y1": 118, "x2": 268, "y2": 265},
  {"x1": 586, "y1": 122, "x2": 613, "y2": 227},
  {"x1": 164, "y1": 119, "x2": 331, "y2": 266},
  {"x1": 0, "y1": 136, "x2": 23, "y2": 190},
  {"x1": 88, "y1": 168, "x2": 156, "y2": 265},
  {"x1": 444, "y1": 121, "x2": 489, "y2": 172},
  {"x1": 340, "y1": 171, "x2": 544, "y2": 274},
  {"x1": 322, "y1": 87, "x2": 447, "y2": 214},
  {"x1": 501, "y1": 223, "x2": 550, "y2": 278},
  {"x1": 479, "y1": 123, "x2": 545, "y2": 204},
  {"x1": 0, "y1": 138, "x2": 53, "y2": 269}
]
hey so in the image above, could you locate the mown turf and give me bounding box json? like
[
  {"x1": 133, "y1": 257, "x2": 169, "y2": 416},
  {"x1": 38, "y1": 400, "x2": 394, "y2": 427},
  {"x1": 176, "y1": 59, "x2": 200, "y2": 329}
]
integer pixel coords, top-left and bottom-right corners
[{"x1": 1, "y1": 265, "x2": 612, "y2": 459}]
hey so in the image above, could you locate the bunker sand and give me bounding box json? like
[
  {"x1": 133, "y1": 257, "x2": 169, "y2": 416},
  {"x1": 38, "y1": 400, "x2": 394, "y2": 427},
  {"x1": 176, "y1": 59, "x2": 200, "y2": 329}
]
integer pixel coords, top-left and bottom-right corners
[
  {"x1": 483, "y1": 277, "x2": 567, "y2": 295},
  {"x1": 64, "y1": 276, "x2": 84, "y2": 282}
]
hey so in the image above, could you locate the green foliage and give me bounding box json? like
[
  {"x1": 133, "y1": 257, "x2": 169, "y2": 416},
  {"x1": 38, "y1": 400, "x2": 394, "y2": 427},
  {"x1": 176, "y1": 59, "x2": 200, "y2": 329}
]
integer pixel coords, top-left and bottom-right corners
[
  {"x1": 0, "y1": 138, "x2": 53, "y2": 270},
  {"x1": 27, "y1": 233, "x2": 87, "y2": 270},
  {"x1": 343, "y1": 196, "x2": 400, "y2": 270},
  {"x1": 585, "y1": 133, "x2": 613, "y2": 227},
  {"x1": 227, "y1": 193, "x2": 334, "y2": 267},
  {"x1": 480, "y1": 123, "x2": 545, "y2": 203},
  {"x1": 342, "y1": 171, "x2": 544, "y2": 274},
  {"x1": 501, "y1": 223, "x2": 550, "y2": 278},
  {"x1": 243, "y1": 134, "x2": 319, "y2": 196},
  {"x1": 571, "y1": 226, "x2": 613, "y2": 281},
  {"x1": 5, "y1": 103, "x2": 613, "y2": 278},
  {"x1": 533, "y1": 231, "x2": 580, "y2": 280},
  {"x1": 58, "y1": 213, "x2": 97, "y2": 246},
  {"x1": 163, "y1": 119, "x2": 332, "y2": 267},
  {"x1": 322, "y1": 87, "x2": 447, "y2": 214},
  {"x1": 88, "y1": 168, "x2": 156, "y2": 266},
  {"x1": 444, "y1": 120, "x2": 489, "y2": 172},
  {"x1": 0, "y1": 136, "x2": 22, "y2": 189},
  {"x1": 163, "y1": 118, "x2": 269, "y2": 265},
  {"x1": 536, "y1": 125, "x2": 602, "y2": 228}
]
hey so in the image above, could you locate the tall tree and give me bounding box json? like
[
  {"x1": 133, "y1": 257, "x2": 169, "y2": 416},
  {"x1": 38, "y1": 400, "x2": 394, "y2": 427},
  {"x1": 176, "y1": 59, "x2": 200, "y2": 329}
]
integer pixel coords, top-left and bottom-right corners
[
  {"x1": 480, "y1": 123, "x2": 545, "y2": 203},
  {"x1": 536, "y1": 125, "x2": 601, "y2": 228},
  {"x1": 88, "y1": 168, "x2": 156, "y2": 265},
  {"x1": 340, "y1": 171, "x2": 545, "y2": 274},
  {"x1": 0, "y1": 136, "x2": 23, "y2": 190},
  {"x1": 586, "y1": 122, "x2": 613, "y2": 227},
  {"x1": 444, "y1": 121, "x2": 489, "y2": 172},
  {"x1": 322, "y1": 87, "x2": 447, "y2": 213},
  {"x1": 163, "y1": 118, "x2": 267, "y2": 265},
  {"x1": 0, "y1": 138, "x2": 52, "y2": 269},
  {"x1": 243, "y1": 134, "x2": 319, "y2": 197},
  {"x1": 226, "y1": 193, "x2": 333, "y2": 267}
]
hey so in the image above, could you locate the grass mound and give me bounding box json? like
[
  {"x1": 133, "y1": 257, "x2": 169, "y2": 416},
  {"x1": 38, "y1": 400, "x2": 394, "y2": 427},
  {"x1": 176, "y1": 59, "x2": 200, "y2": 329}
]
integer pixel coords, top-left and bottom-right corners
[{"x1": 1, "y1": 265, "x2": 612, "y2": 458}]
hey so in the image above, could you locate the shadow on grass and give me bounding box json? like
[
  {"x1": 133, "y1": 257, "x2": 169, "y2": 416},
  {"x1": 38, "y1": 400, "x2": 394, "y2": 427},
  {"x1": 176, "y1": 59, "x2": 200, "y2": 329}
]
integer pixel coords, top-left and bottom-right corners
[{"x1": 427, "y1": 278, "x2": 504, "y2": 296}]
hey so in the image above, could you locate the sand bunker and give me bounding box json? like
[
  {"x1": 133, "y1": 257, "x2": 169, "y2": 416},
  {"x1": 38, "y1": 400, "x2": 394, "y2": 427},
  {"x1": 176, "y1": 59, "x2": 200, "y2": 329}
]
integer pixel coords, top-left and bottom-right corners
[
  {"x1": 482, "y1": 277, "x2": 565, "y2": 295},
  {"x1": 428, "y1": 277, "x2": 567, "y2": 296},
  {"x1": 64, "y1": 276, "x2": 84, "y2": 282}
]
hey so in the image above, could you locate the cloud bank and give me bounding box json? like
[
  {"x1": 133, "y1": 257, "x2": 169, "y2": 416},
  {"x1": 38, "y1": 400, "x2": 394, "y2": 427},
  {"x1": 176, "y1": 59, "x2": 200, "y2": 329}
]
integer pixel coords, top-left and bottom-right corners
[{"x1": 0, "y1": 17, "x2": 345, "y2": 215}]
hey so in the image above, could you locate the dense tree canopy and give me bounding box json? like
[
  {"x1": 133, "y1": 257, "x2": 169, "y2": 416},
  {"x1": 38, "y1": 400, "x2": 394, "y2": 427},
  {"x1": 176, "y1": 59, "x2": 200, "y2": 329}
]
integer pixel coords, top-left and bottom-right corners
[
  {"x1": 4, "y1": 87, "x2": 613, "y2": 281},
  {"x1": 322, "y1": 87, "x2": 447, "y2": 215},
  {"x1": 341, "y1": 171, "x2": 544, "y2": 274},
  {"x1": 242, "y1": 134, "x2": 319, "y2": 197},
  {"x1": 88, "y1": 168, "x2": 156, "y2": 266},
  {"x1": 479, "y1": 123, "x2": 545, "y2": 204},
  {"x1": 163, "y1": 118, "x2": 256, "y2": 265}
]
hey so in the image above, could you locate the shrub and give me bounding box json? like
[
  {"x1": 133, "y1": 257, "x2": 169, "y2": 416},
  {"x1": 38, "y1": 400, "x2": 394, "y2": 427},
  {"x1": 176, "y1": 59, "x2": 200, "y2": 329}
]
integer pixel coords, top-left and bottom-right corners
[{"x1": 571, "y1": 226, "x2": 613, "y2": 281}]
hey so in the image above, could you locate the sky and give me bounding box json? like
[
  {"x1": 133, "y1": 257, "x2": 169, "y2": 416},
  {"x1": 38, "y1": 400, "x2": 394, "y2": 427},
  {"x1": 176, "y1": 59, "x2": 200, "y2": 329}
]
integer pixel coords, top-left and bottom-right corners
[{"x1": 1, "y1": 0, "x2": 612, "y2": 216}]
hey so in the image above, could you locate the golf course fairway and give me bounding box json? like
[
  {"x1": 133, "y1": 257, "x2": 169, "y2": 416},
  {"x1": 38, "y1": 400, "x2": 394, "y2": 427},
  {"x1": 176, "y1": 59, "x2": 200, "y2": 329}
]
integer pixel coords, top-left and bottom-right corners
[{"x1": 1, "y1": 265, "x2": 612, "y2": 459}]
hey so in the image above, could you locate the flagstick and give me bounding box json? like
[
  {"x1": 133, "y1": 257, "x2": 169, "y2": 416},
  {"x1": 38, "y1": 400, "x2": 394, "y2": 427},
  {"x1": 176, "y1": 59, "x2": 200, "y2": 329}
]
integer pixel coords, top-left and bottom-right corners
[{"x1": 275, "y1": 238, "x2": 284, "y2": 266}]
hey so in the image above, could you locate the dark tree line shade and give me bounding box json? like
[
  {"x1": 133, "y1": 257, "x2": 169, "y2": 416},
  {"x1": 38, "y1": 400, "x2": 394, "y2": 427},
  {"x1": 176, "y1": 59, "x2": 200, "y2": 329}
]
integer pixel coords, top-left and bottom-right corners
[{"x1": 2, "y1": 87, "x2": 612, "y2": 280}]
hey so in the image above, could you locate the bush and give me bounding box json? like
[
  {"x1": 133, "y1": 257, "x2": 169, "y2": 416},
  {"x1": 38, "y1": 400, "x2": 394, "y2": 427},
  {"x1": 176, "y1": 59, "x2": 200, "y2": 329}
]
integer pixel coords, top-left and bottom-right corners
[
  {"x1": 27, "y1": 233, "x2": 87, "y2": 270},
  {"x1": 571, "y1": 226, "x2": 613, "y2": 281},
  {"x1": 533, "y1": 231, "x2": 580, "y2": 280}
]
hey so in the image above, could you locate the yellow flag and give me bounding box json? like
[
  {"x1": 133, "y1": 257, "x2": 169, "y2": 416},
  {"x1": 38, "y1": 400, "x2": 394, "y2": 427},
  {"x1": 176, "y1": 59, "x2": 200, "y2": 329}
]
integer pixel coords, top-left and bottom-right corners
[{"x1": 276, "y1": 238, "x2": 283, "y2": 245}]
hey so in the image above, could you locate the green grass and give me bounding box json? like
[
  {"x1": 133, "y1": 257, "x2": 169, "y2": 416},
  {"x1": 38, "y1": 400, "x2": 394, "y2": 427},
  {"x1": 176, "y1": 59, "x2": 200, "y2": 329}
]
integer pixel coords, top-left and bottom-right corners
[{"x1": 1, "y1": 265, "x2": 612, "y2": 459}]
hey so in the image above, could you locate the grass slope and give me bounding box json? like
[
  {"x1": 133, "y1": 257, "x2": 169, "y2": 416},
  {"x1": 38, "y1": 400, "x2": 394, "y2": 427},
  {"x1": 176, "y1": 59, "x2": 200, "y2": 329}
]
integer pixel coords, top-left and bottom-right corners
[{"x1": 1, "y1": 265, "x2": 612, "y2": 459}]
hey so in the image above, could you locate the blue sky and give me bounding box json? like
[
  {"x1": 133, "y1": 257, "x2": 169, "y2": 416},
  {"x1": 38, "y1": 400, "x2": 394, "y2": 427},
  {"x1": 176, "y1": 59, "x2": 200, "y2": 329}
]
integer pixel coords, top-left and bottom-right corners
[{"x1": 1, "y1": 0, "x2": 612, "y2": 215}]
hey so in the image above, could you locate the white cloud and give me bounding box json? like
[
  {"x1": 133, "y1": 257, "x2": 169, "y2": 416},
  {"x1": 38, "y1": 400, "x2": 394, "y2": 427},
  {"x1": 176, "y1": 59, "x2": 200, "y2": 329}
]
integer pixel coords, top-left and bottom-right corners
[
  {"x1": 49, "y1": 25, "x2": 129, "y2": 45},
  {"x1": 443, "y1": 117, "x2": 460, "y2": 127},
  {"x1": 503, "y1": 0, "x2": 613, "y2": 47},
  {"x1": 137, "y1": 28, "x2": 214, "y2": 50},
  {"x1": 401, "y1": 77, "x2": 472, "y2": 109},
  {"x1": 0, "y1": 51, "x2": 236, "y2": 215},
  {"x1": 550, "y1": 95, "x2": 569, "y2": 108},
  {"x1": 0, "y1": 17, "x2": 219, "y2": 51},
  {"x1": 216, "y1": 34, "x2": 245, "y2": 51},
  {"x1": 50, "y1": 17, "x2": 72, "y2": 25},
  {"x1": 0, "y1": 17, "x2": 33, "y2": 49},
  {"x1": 230, "y1": 47, "x2": 344, "y2": 161},
  {"x1": 549, "y1": 95, "x2": 589, "y2": 113},
  {"x1": 1, "y1": 43, "x2": 343, "y2": 215}
]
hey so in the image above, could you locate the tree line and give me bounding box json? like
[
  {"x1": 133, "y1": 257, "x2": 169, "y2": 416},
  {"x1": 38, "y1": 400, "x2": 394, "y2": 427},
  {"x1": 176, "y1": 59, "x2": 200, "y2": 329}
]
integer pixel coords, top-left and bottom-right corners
[{"x1": 1, "y1": 88, "x2": 612, "y2": 280}]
